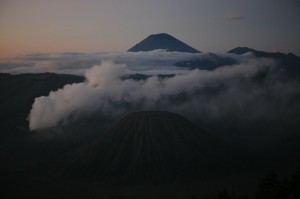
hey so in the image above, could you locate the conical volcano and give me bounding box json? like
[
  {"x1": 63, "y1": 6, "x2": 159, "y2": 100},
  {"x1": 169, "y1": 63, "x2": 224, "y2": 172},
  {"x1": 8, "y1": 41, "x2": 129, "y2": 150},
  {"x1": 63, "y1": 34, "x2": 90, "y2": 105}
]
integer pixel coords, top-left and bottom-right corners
[
  {"x1": 65, "y1": 111, "x2": 230, "y2": 182},
  {"x1": 128, "y1": 33, "x2": 200, "y2": 53}
]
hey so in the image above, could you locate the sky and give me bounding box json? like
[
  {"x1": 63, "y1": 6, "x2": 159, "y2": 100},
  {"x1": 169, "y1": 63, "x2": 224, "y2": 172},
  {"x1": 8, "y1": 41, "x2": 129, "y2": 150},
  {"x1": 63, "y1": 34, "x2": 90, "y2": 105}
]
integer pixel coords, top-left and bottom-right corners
[{"x1": 1, "y1": 0, "x2": 300, "y2": 58}]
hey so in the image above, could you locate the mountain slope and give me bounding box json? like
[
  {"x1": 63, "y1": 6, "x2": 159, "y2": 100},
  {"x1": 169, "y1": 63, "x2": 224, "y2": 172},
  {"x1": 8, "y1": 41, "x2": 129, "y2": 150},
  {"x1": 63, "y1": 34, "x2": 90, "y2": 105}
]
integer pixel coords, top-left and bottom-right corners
[
  {"x1": 65, "y1": 111, "x2": 232, "y2": 182},
  {"x1": 128, "y1": 33, "x2": 200, "y2": 53}
]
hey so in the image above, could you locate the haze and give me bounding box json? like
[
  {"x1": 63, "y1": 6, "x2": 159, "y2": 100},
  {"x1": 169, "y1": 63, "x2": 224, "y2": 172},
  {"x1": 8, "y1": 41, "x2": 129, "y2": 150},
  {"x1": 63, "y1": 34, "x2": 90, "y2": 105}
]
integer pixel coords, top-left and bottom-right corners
[{"x1": 1, "y1": 0, "x2": 300, "y2": 58}]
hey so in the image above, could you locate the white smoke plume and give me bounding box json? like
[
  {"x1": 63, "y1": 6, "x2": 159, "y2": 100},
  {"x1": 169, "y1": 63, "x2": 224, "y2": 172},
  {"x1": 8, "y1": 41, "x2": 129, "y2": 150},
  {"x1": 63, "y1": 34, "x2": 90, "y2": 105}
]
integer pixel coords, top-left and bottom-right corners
[{"x1": 28, "y1": 59, "x2": 300, "y2": 131}]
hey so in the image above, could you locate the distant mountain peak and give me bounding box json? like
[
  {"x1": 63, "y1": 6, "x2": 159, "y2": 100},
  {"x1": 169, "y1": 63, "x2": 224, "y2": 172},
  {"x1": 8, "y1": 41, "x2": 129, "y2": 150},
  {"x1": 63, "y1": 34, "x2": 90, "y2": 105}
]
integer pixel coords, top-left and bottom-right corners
[
  {"x1": 227, "y1": 47, "x2": 257, "y2": 55},
  {"x1": 150, "y1": 33, "x2": 169, "y2": 37},
  {"x1": 128, "y1": 33, "x2": 201, "y2": 53}
]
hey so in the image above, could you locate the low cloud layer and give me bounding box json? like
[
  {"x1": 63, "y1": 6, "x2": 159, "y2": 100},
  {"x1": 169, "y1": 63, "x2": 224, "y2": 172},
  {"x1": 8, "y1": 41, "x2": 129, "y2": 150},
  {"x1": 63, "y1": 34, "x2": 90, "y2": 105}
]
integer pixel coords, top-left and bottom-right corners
[
  {"x1": 0, "y1": 50, "x2": 245, "y2": 75},
  {"x1": 28, "y1": 59, "x2": 300, "y2": 131}
]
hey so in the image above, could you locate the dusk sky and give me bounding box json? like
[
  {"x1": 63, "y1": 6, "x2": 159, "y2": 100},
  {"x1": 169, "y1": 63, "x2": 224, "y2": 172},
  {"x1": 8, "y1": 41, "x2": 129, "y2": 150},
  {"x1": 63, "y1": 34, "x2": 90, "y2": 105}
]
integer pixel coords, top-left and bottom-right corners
[{"x1": 1, "y1": 0, "x2": 299, "y2": 58}]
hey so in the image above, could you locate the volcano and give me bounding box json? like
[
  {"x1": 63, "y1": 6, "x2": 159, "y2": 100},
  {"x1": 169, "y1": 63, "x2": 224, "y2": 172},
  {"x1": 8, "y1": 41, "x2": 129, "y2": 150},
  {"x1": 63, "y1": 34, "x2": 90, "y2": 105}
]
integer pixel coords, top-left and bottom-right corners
[
  {"x1": 65, "y1": 111, "x2": 232, "y2": 182},
  {"x1": 128, "y1": 33, "x2": 200, "y2": 53}
]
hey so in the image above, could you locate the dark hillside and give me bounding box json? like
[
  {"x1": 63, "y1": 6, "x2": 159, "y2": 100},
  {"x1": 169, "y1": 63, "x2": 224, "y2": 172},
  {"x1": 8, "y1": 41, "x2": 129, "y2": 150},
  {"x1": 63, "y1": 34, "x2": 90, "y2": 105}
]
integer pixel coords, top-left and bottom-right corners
[
  {"x1": 0, "y1": 73, "x2": 84, "y2": 137},
  {"x1": 65, "y1": 111, "x2": 236, "y2": 183}
]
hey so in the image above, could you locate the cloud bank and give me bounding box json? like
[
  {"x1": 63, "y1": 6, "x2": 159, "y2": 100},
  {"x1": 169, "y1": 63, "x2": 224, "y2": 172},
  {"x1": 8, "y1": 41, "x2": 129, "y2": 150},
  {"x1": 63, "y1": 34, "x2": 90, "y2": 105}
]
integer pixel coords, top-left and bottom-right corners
[
  {"x1": 28, "y1": 59, "x2": 300, "y2": 131},
  {"x1": 0, "y1": 50, "x2": 245, "y2": 75}
]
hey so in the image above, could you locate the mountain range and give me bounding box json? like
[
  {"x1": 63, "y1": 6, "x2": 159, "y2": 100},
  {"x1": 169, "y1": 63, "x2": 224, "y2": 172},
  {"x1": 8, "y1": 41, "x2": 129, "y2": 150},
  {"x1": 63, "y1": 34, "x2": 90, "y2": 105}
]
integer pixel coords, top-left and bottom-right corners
[
  {"x1": 1, "y1": 34, "x2": 300, "y2": 198},
  {"x1": 127, "y1": 33, "x2": 300, "y2": 74}
]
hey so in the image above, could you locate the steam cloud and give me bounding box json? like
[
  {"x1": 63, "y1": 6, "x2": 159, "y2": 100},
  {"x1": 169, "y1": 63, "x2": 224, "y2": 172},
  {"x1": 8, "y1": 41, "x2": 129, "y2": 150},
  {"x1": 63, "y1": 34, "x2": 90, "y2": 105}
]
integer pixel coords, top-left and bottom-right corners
[{"x1": 28, "y1": 58, "x2": 300, "y2": 131}]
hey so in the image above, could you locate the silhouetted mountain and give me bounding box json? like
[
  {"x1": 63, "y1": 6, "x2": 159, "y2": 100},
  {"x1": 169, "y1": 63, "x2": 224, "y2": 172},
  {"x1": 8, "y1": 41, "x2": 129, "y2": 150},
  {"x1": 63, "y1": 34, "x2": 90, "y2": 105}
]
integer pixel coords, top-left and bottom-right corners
[
  {"x1": 228, "y1": 47, "x2": 300, "y2": 74},
  {"x1": 227, "y1": 47, "x2": 257, "y2": 55},
  {"x1": 128, "y1": 33, "x2": 201, "y2": 53},
  {"x1": 65, "y1": 111, "x2": 232, "y2": 182}
]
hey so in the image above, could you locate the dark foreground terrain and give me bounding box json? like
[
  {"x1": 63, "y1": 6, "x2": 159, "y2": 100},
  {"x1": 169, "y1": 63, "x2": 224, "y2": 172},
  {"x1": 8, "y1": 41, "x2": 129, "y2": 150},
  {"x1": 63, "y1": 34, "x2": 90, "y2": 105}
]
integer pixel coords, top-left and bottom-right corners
[{"x1": 0, "y1": 72, "x2": 300, "y2": 199}]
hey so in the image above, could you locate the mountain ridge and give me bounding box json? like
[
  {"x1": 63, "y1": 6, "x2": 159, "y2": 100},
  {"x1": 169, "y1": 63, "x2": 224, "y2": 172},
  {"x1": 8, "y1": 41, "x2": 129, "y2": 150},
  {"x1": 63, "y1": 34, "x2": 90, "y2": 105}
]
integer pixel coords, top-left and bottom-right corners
[
  {"x1": 228, "y1": 47, "x2": 300, "y2": 74},
  {"x1": 228, "y1": 46, "x2": 298, "y2": 57}
]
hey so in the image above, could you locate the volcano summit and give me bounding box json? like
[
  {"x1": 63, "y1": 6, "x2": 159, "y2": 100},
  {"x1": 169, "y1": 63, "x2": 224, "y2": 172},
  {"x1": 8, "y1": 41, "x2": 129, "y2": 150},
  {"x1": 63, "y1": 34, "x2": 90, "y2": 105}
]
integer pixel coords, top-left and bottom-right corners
[{"x1": 128, "y1": 33, "x2": 201, "y2": 53}]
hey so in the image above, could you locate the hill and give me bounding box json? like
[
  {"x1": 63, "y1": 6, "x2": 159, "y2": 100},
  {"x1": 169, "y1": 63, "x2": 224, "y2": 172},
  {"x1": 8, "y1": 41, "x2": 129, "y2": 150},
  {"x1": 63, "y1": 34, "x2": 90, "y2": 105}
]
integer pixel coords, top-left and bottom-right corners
[{"x1": 64, "y1": 111, "x2": 233, "y2": 182}]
